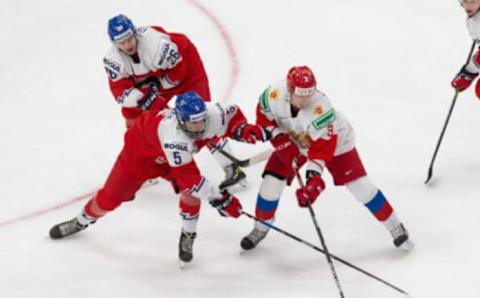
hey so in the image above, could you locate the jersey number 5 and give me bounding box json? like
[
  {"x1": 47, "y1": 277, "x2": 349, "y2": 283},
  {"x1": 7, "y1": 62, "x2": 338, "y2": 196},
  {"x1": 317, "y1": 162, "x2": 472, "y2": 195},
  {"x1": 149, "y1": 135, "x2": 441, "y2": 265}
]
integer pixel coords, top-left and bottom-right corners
[{"x1": 173, "y1": 151, "x2": 182, "y2": 165}]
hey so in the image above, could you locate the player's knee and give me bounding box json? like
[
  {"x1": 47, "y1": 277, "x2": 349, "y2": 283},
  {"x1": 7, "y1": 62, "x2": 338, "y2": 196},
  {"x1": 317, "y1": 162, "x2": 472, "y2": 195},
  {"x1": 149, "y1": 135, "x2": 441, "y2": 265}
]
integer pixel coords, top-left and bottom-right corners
[
  {"x1": 345, "y1": 176, "x2": 378, "y2": 204},
  {"x1": 259, "y1": 174, "x2": 286, "y2": 199},
  {"x1": 179, "y1": 193, "x2": 201, "y2": 219}
]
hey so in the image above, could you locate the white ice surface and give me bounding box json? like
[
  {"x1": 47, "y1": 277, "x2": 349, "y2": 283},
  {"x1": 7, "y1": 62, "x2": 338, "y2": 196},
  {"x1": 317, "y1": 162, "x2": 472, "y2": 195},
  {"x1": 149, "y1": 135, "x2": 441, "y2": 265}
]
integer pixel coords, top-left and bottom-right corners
[{"x1": 1, "y1": 0, "x2": 480, "y2": 297}]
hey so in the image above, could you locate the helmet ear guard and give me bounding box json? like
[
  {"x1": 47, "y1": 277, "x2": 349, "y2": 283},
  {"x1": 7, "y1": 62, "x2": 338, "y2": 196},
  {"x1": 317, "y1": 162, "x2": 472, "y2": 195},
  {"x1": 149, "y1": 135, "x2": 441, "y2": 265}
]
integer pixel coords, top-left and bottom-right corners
[
  {"x1": 174, "y1": 92, "x2": 208, "y2": 139},
  {"x1": 287, "y1": 66, "x2": 317, "y2": 96}
]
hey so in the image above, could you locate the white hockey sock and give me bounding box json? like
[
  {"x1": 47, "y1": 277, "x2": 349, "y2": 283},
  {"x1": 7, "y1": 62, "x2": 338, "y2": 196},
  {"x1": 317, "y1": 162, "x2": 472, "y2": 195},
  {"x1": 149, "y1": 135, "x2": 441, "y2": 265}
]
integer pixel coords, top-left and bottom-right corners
[{"x1": 181, "y1": 217, "x2": 199, "y2": 234}]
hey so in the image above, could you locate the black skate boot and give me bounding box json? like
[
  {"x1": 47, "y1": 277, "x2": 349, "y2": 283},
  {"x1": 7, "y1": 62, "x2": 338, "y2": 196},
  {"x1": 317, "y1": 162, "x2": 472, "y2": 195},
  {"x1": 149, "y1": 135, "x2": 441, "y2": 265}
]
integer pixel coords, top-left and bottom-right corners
[
  {"x1": 240, "y1": 227, "x2": 269, "y2": 250},
  {"x1": 390, "y1": 223, "x2": 413, "y2": 251},
  {"x1": 219, "y1": 164, "x2": 247, "y2": 191},
  {"x1": 49, "y1": 217, "x2": 94, "y2": 239},
  {"x1": 179, "y1": 229, "x2": 197, "y2": 264}
]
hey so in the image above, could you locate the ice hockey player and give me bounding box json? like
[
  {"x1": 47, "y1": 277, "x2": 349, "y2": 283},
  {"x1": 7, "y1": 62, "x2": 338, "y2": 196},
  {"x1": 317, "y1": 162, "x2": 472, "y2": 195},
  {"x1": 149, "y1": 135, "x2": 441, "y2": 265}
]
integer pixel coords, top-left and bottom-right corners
[
  {"x1": 103, "y1": 14, "x2": 245, "y2": 190},
  {"x1": 451, "y1": 0, "x2": 480, "y2": 94},
  {"x1": 240, "y1": 66, "x2": 413, "y2": 251},
  {"x1": 49, "y1": 92, "x2": 270, "y2": 265}
]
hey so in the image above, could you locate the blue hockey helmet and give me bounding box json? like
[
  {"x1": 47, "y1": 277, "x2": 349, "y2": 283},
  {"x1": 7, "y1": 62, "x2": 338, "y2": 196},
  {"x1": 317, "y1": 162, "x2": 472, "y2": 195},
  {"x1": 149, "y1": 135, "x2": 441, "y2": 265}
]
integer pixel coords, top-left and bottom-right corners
[
  {"x1": 175, "y1": 92, "x2": 208, "y2": 139},
  {"x1": 108, "y1": 14, "x2": 136, "y2": 42}
]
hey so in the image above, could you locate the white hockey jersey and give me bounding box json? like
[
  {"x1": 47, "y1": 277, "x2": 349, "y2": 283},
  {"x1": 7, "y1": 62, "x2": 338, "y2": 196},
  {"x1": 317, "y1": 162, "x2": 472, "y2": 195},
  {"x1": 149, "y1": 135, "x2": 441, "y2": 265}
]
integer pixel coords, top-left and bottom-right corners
[
  {"x1": 103, "y1": 26, "x2": 182, "y2": 107},
  {"x1": 257, "y1": 80, "x2": 355, "y2": 171},
  {"x1": 464, "y1": 13, "x2": 480, "y2": 73},
  {"x1": 156, "y1": 102, "x2": 243, "y2": 200}
]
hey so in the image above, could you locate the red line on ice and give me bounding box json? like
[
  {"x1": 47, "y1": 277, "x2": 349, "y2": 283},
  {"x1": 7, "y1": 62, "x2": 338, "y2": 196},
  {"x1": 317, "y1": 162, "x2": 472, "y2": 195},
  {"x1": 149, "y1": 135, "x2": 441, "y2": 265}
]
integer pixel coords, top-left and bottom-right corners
[{"x1": 0, "y1": 0, "x2": 238, "y2": 227}]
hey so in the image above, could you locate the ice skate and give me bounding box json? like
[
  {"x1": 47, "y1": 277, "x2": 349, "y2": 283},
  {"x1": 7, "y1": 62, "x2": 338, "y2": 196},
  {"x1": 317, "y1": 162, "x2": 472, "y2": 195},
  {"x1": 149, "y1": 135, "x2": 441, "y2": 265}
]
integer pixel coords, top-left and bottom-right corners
[
  {"x1": 390, "y1": 223, "x2": 413, "y2": 251},
  {"x1": 240, "y1": 227, "x2": 269, "y2": 251},
  {"x1": 219, "y1": 164, "x2": 247, "y2": 192},
  {"x1": 49, "y1": 217, "x2": 94, "y2": 239},
  {"x1": 178, "y1": 229, "x2": 197, "y2": 267}
]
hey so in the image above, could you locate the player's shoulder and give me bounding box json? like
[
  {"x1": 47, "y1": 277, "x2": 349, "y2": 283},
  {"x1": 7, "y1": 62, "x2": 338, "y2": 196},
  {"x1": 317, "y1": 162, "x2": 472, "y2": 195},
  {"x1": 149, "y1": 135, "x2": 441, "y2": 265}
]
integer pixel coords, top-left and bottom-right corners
[
  {"x1": 204, "y1": 101, "x2": 237, "y2": 124},
  {"x1": 137, "y1": 25, "x2": 170, "y2": 41},
  {"x1": 259, "y1": 80, "x2": 288, "y2": 113},
  {"x1": 158, "y1": 110, "x2": 194, "y2": 145},
  {"x1": 103, "y1": 46, "x2": 127, "y2": 80},
  {"x1": 307, "y1": 91, "x2": 337, "y2": 130},
  {"x1": 467, "y1": 13, "x2": 480, "y2": 41}
]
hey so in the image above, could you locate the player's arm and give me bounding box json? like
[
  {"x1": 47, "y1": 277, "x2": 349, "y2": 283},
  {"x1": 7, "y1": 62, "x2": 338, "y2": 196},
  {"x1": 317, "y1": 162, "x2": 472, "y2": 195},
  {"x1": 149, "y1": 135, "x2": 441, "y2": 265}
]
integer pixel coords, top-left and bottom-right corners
[
  {"x1": 168, "y1": 154, "x2": 242, "y2": 218},
  {"x1": 256, "y1": 88, "x2": 281, "y2": 138},
  {"x1": 218, "y1": 103, "x2": 271, "y2": 144},
  {"x1": 150, "y1": 33, "x2": 184, "y2": 90},
  {"x1": 104, "y1": 54, "x2": 166, "y2": 123}
]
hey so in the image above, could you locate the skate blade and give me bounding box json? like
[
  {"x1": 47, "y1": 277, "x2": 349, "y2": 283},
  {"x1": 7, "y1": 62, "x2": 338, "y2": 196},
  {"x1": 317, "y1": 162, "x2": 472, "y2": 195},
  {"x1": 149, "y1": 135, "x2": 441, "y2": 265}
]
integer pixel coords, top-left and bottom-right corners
[
  {"x1": 179, "y1": 260, "x2": 187, "y2": 269},
  {"x1": 224, "y1": 179, "x2": 249, "y2": 194},
  {"x1": 398, "y1": 239, "x2": 414, "y2": 252}
]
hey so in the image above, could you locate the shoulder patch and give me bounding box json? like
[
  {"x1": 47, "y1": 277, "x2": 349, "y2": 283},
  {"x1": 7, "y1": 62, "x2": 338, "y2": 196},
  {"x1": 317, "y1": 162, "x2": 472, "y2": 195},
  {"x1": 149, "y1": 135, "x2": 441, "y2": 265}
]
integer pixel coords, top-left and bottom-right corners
[
  {"x1": 311, "y1": 109, "x2": 336, "y2": 130},
  {"x1": 312, "y1": 105, "x2": 324, "y2": 116},
  {"x1": 269, "y1": 88, "x2": 280, "y2": 101},
  {"x1": 259, "y1": 88, "x2": 271, "y2": 113}
]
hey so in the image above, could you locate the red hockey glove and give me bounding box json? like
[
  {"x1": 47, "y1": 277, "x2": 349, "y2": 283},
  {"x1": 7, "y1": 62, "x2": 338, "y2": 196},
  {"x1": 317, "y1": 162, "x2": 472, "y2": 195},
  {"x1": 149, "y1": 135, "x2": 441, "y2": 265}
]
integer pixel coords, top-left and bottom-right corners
[
  {"x1": 295, "y1": 175, "x2": 325, "y2": 208},
  {"x1": 270, "y1": 133, "x2": 301, "y2": 167},
  {"x1": 233, "y1": 123, "x2": 271, "y2": 144},
  {"x1": 451, "y1": 66, "x2": 478, "y2": 92},
  {"x1": 209, "y1": 191, "x2": 242, "y2": 218}
]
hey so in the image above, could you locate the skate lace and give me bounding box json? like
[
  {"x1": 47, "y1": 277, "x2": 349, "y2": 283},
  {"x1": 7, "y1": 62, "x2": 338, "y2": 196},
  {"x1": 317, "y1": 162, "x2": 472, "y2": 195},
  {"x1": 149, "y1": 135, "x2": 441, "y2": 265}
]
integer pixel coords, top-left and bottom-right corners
[
  {"x1": 180, "y1": 232, "x2": 196, "y2": 253},
  {"x1": 247, "y1": 228, "x2": 268, "y2": 244},
  {"x1": 390, "y1": 224, "x2": 406, "y2": 239},
  {"x1": 59, "y1": 219, "x2": 85, "y2": 236}
]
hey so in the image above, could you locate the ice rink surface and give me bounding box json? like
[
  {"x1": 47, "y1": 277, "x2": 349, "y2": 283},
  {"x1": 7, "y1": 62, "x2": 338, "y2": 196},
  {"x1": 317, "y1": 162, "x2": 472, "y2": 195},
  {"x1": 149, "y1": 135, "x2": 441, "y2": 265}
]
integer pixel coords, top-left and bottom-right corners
[{"x1": 1, "y1": 0, "x2": 480, "y2": 297}]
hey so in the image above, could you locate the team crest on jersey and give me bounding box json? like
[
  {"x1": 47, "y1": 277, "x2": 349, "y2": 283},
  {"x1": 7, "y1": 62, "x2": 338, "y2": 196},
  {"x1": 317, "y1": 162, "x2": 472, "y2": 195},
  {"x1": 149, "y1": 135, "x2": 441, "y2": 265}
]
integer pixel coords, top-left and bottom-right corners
[
  {"x1": 269, "y1": 88, "x2": 280, "y2": 101},
  {"x1": 312, "y1": 105, "x2": 324, "y2": 116},
  {"x1": 288, "y1": 130, "x2": 310, "y2": 148}
]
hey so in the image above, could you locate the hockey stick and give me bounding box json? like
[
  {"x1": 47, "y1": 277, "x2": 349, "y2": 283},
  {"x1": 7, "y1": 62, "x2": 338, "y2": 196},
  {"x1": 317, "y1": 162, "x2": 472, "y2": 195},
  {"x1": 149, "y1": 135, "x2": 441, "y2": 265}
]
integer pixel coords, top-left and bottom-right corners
[
  {"x1": 425, "y1": 41, "x2": 476, "y2": 184},
  {"x1": 241, "y1": 211, "x2": 410, "y2": 296},
  {"x1": 208, "y1": 141, "x2": 272, "y2": 167},
  {"x1": 293, "y1": 163, "x2": 346, "y2": 298}
]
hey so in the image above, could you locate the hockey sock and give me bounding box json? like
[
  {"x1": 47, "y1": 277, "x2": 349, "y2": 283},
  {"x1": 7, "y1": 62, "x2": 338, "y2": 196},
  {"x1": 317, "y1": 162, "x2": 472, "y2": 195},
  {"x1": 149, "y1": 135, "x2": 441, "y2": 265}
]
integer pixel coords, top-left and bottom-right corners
[
  {"x1": 346, "y1": 176, "x2": 400, "y2": 231},
  {"x1": 254, "y1": 175, "x2": 286, "y2": 231},
  {"x1": 179, "y1": 194, "x2": 201, "y2": 233}
]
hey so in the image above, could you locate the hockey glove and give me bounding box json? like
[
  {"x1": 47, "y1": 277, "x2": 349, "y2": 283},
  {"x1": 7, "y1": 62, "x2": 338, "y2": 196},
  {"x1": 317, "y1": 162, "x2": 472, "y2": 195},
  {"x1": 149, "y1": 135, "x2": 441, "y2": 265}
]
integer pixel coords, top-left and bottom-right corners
[
  {"x1": 270, "y1": 133, "x2": 301, "y2": 167},
  {"x1": 209, "y1": 191, "x2": 242, "y2": 218},
  {"x1": 295, "y1": 174, "x2": 325, "y2": 208},
  {"x1": 136, "y1": 76, "x2": 161, "y2": 90},
  {"x1": 137, "y1": 85, "x2": 167, "y2": 111},
  {"x1": 452, "y1": 66, "x2": 479, "y2": 92},
  {"x1": 233, "y1": 123, "x2": 271, "y2": 144}
]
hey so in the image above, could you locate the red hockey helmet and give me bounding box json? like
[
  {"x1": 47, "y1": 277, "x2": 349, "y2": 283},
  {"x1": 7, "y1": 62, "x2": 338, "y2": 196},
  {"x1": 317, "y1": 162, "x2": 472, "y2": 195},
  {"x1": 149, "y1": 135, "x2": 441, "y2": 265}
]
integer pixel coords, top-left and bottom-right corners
[{"x1": 287, "y1": 66, "x2": 317, "y2": 96}]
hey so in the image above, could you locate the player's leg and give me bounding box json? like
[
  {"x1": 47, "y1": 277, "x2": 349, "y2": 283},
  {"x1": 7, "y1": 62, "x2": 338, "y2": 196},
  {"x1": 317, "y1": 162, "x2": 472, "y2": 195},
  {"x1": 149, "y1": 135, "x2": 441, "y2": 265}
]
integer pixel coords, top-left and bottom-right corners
[
  {"x1": 178, "y1": 193, "x2": 201, "y2": 262},
  {"x1": 49, "y1": 152, "x2": 147, "y2": 240},
  {"x1": 240, "y1": 152, "x2": 290, "y2": 250},
  {"x1": 327, "y1": 148, "x2": 413, "y2": 250}
]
